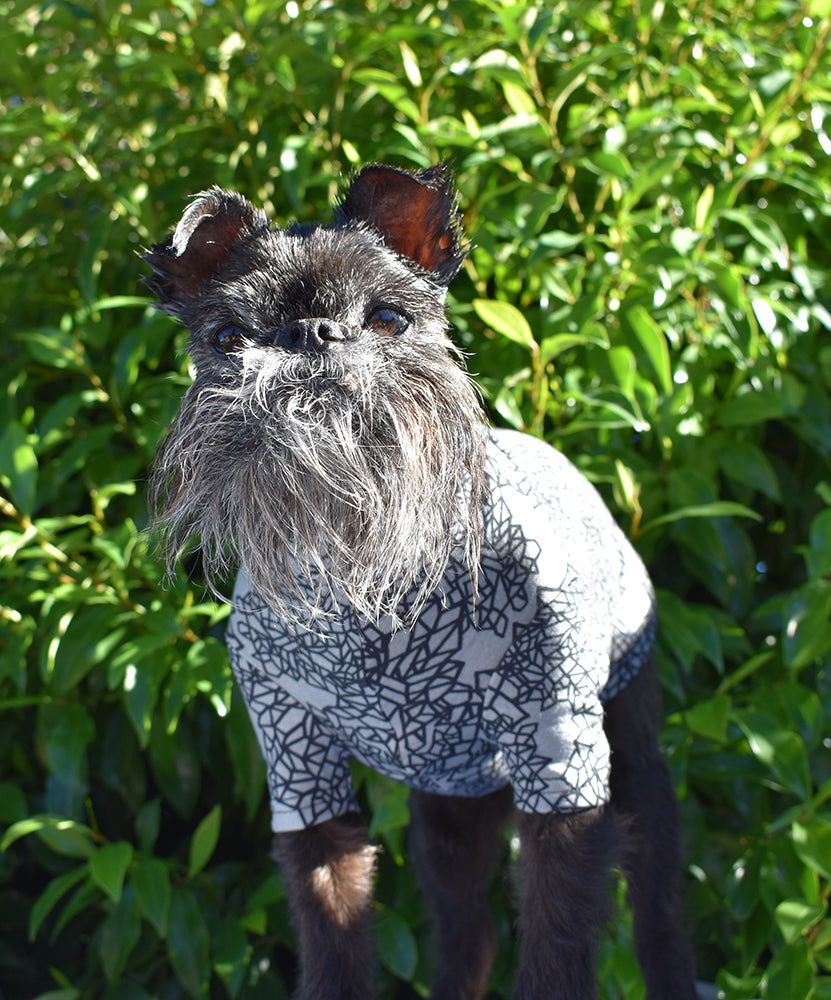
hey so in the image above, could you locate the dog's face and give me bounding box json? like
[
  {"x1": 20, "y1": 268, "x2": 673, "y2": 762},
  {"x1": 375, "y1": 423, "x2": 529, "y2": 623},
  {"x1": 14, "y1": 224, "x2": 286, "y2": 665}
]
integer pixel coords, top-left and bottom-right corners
[{"x1": 145, "y1": 165, "x2": 486, "y2": 626}]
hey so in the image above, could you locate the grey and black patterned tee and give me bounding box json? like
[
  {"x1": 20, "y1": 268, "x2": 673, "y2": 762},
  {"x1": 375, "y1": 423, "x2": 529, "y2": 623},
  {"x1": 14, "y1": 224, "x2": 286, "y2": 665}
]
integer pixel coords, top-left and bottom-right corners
[{"x1": 226, "y1": 428, "x2": 655, "y2": 833}]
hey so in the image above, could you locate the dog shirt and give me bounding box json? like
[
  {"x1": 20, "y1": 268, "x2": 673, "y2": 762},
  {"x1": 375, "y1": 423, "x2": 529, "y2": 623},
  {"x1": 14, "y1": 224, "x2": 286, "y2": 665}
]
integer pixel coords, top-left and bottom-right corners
[{"x1": 226, "y1": 428, "x2": 655, "y2": 832}]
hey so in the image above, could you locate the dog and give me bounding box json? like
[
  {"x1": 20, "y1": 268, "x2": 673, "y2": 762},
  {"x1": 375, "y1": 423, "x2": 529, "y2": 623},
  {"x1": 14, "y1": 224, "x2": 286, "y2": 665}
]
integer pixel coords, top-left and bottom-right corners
[{"x1": 145, "y1": 164, "x2": 698, "y2": 1000}]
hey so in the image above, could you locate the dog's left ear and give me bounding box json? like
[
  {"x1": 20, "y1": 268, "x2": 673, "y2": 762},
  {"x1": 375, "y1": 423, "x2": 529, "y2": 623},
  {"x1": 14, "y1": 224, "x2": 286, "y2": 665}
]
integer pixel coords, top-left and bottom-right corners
[{"x1": 335, "y1": 164, "x2": 468, "y2": 286}]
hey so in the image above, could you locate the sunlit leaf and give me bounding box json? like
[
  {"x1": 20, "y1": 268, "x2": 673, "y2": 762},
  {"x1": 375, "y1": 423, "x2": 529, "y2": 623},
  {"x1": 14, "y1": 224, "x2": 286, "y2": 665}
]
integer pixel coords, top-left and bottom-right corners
[
  {"x1": 473, "y1": 299, "x2": 536, "y2": 352},
  {"x1": 0, "y1": 422, "x2": 38, "y2": 516},
  {"x1": 626, "y1": 305, "x2": 672, "y2": 394},
  {"x1": 640, "y1": 502, "x2": 762, "y2": 533},
  {"x1": 775, "y1": 899, "x2": 827, "y2": 944}
]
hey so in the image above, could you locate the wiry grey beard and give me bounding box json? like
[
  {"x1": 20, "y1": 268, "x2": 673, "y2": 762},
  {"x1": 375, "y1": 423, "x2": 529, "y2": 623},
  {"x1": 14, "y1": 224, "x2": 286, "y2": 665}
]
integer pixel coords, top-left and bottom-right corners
[{"x1": 150, "y1": 345, "x2": 487, "y2": 628}]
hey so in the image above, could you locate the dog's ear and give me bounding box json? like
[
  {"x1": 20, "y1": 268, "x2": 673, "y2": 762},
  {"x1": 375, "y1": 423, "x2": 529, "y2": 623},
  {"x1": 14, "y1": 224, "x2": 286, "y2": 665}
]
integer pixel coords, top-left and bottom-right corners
[
  {"x1": 144, "y1": 188, "x2": 269, "y2": 306},
  {"x1": 335, "y1": 164, "x2": 468, "y2": 285}
]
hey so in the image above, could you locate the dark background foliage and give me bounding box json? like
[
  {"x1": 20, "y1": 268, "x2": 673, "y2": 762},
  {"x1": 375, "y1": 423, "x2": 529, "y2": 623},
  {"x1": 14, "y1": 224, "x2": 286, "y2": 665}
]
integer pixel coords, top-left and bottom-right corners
[{"x1": 1, "y1": 0, "x2": 830, "y2": 998}]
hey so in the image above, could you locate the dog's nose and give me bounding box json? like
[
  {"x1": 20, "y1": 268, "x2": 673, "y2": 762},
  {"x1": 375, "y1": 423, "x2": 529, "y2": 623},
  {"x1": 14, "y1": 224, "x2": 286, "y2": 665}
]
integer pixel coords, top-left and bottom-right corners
[{"x1": 275, "y1": 318, "x2": 349, "y2": 353}]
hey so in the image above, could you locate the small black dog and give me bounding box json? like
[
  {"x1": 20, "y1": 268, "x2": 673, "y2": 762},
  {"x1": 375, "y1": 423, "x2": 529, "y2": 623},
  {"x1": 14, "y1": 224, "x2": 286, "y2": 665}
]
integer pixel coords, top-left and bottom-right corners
[{"x1": 145, "y1": 164, "x2": 697, "y2": 1000}]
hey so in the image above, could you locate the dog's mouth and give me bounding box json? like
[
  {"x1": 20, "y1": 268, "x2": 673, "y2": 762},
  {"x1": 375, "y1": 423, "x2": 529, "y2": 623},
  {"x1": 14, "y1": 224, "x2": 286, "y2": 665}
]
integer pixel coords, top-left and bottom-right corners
[{"x1": 205, "y1": 344, "x2": 376, "y2": 417}]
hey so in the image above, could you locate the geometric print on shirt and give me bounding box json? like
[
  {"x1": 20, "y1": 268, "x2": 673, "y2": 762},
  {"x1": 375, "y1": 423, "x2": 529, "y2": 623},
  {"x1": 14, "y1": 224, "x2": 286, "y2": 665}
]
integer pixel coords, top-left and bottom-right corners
[{"x1": 226, "y1": 428, "x2": 656, "y2": 832}]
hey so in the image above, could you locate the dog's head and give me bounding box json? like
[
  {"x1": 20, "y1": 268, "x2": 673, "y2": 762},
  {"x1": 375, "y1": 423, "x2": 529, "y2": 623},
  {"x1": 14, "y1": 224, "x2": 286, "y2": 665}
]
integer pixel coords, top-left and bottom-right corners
[{"x1": 145, "y1": 164, "x2": 486, "y2": 626}]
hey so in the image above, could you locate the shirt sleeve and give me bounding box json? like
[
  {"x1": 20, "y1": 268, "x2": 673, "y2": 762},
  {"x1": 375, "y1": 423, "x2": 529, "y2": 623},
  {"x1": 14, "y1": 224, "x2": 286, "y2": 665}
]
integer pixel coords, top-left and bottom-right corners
[
  {"x1": 482, "y1": 589, "x2": 612, "y2": 815},
  {"x1": 226, "y1": 613, "x2": 359, "y2": 832}
]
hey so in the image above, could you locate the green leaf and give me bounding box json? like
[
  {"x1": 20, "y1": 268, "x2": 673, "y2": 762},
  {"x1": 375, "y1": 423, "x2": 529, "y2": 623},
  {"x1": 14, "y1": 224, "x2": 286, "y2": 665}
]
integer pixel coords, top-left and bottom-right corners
[
  {"x1": 37, "y1": 702, "x2": 95, "y2": 788},
  {"x1": 98, "y1": 884, "x2": 141, "y2": 982},
  {"x1": 0, "y1": 780, "x2": 28, "y2": 824},
  {"x1": 606, "y1": 345, "x2": 636, "y2": 399},
  {"x1": 613, "y1": 459, "x2": 640, "y2": 518},
  {"x1": 717, "y1": 388, "x2": 789, "y2": 428},
  {"x1": 640, "y1": 502, "x2": 762, "y2": 533},
  {"x1": 102, "y1": 983, "x2": 154, "y2": 1000},
  {"x1": 23, "y1": 327, "x2": 85, "y2": 371},
  {"x1": 90, "y1": 841, "x2": 134, "y2": 903},
  {"x1": 684, "y1": 694, "x2": 731, "y2": 742},
  {"x1": 669, "y1": 227, "x2": 701, "y2": 257},
  {"x1": 245, "y1": 872, "x2": 285, "y2": 912},
  {"x1": 759, "y1": 70, "x2": 793, "y2": 98},
  {"x1": 149, "y1": 722, "x2": 201, "y2": 818},
  {"x1": 656, "y1": 591, "x2": 726, "y2": 675},
  {"x1": 226, "y1": 689, "x2": 267, "y2": 822},
  {"x1": 720, "y1": 208, "x2": 789, "y2": 268},
  {"x1": 99, "y1": 710, "x2": 147, "y2": 813},
  {"x1": 583, "y1": 151, "x2": 631, "y2": 180},
  {"x1": 736, "y1": 710, "x2": 811, "y2": 798},
  {"x1": 775, "y1": 899, "x2": 827, "y2": 944},
  {"x1": 51, "y1": 605, "x2": 127, "y2": 694},
  {"x1": 474, "y1": 299, "x2": 537, "y2": 352},
  {"x1": 725, "y1": 853, "x2": 761, "y2": 921},
  {"x1": 28, "y1": 864, "x2": 89, "y2": 941},
  {"x1": 214, "y1": 915, "x2": 252, "y2": 998},
  {"x1": 626, "y1": 305, "x2": 672, "y2": 394},
  {"x1": 0, "y1": 421, "x2": 38, "y2": 515},
  {"x1": 399, "y1": 41, "x2": 422, "y2": 87},
  {"x1": 694, "y1": 184, "x2": 714, "y2": 231},
  {"x1": 368, "y1": 781, "x2": 410, "y2": 839},
  {"x1": 375, "y1": 904, "x2": 417, "y2": 981},
  {"x1": 764, "y1": 939, "x2": 814, "y2": 1000},
  {"x1": 782, "y1": 582, "x2": 831, "y2": 670},
  {"x1": 502, "y1": 80, "x2": 536, "y2": 116},
  {"x1": 125, "y1": 649, "x2": 172, "y2": 747},
  {"x1": 51, "y1": 878, "x2": 101, "y2": 941},
  {"x1": 89, "y1": 295, "x2": 151, "y2": 312},
  {"x1": 792, "y1": 819, "x2": 831, "y2": 879},
  {"x1": 240, "y1": 907, "x2": 267, "y2": 935},
  {"x1": 805, "y1": 509, "x2": 831, "y2": 581},
  {"x1": 132, "y1": 857, "x2": 171, "y2": 936},
  {"x1": 167, "y1": 888, "x2": 211, "y2": 999},
  {"x1": 540, "y1": 328, "x2": 609, "y2": 366},
  {"x1": 135, "y1": 798, "x2": 161, "y2": 854},
  {"x1": 493, "y1": 385, "x2": 525, "y2": 430},
  {"x1": 537, "y1": 230, "x2": 584, "y2": 252},
  {"x1": 717, "y1": 440, "x2": 781, "y2": 501},
  {"x1": 1, "y1": 815, "x2": 97, "y2": 858},
  {"x1": 188, "y1": 804, "x2": 222, "y2": 877}
]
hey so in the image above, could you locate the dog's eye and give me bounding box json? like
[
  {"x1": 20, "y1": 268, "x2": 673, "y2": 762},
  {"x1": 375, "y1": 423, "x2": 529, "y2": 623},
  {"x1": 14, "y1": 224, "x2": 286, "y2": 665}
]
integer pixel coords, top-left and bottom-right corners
[
  {"x1": 213, "y1": 325, "x2": 246, "y2": 354},
  {"x1": 366, "y1": 307, "x2": 409, "y2": 337}
]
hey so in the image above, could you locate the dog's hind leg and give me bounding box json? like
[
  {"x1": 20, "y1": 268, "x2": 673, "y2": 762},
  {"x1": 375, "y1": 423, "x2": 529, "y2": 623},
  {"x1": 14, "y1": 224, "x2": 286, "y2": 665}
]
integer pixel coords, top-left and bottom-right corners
[
  {"x1": 273, "y1": 813, "x2": 378, "y2": 1000},
  {"x1": 603, "y1": 660, "x2": 698, "y2": 1000},
  {"x1": 409, "y1": 786, "x2": 513, "y2": 1000}
]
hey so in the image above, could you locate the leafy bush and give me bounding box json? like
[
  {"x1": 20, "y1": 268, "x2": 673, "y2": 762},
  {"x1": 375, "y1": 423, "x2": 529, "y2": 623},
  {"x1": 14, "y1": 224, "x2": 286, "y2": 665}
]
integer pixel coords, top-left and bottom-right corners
[{"x1": 1, "y1": 0, "x2": 830, "y2": 998}]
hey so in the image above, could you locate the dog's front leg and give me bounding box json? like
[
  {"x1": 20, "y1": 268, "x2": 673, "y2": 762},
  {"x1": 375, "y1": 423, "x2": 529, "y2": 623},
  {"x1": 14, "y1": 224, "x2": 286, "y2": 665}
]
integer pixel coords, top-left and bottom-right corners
[
  {"x1": 409, "y1": 787, "x2": 513, "y2": 1000},
  {"x1": 513, "y1": 806, "x2": 619, "y2": 1000},
  {"x1": 274, "y1": 813, "x2": 378, "y2": 1000}
]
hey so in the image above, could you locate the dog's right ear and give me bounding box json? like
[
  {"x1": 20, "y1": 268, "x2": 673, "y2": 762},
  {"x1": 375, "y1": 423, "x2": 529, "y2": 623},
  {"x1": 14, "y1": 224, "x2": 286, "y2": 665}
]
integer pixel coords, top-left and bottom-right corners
[{"x1": 144, "y1": 188, "x2": 269, "y2": 308}]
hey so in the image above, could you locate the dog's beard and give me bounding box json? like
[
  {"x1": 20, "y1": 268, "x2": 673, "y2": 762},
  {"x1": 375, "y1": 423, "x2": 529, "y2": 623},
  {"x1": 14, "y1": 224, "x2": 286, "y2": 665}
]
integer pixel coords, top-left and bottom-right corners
[{"x1": 150, "y1": 344, "x2": 486, "y2": 627}]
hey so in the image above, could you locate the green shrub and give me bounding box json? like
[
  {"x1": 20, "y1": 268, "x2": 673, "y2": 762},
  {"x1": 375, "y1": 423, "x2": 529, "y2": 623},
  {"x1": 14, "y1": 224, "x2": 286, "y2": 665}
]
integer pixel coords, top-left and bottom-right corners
[{"x1": 1, "y1": 0, "x2": 830, "y2": 997}]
